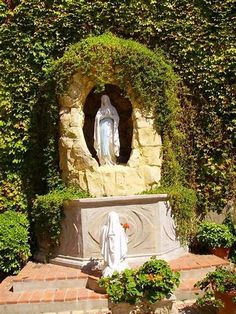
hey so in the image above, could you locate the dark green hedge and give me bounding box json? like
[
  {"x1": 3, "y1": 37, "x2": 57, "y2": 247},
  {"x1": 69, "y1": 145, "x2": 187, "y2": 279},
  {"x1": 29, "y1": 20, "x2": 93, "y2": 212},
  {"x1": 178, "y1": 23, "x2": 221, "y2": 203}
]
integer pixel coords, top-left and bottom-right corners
[{"x1": 0, "y1": 211, "x2": 31, "y2": 274}]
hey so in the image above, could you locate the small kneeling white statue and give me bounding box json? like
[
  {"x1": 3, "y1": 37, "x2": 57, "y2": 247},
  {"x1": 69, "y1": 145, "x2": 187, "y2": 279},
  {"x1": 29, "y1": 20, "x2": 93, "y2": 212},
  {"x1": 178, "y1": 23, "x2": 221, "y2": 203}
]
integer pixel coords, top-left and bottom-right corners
[{"x1": 100, "y1": 211, "x2": 129, "y2": 277}]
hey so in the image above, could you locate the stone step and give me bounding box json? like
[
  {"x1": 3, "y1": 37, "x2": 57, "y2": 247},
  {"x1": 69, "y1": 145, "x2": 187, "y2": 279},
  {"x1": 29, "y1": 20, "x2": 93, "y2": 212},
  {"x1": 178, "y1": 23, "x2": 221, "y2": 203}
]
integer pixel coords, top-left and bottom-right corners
[{"x1": 172, "y1": 300, "x2": 216, "y2": 314}]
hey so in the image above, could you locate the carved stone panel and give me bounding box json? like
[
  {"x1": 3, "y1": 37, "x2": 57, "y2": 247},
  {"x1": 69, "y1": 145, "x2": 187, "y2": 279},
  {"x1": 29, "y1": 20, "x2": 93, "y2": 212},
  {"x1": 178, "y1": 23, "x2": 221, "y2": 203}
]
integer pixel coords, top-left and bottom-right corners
[
  {"x1": 83, "y1": 204, "x2": 156, "y2": 257},
  {"x1": 53, "y1": 195, "x2": 187, "y2": 266}
]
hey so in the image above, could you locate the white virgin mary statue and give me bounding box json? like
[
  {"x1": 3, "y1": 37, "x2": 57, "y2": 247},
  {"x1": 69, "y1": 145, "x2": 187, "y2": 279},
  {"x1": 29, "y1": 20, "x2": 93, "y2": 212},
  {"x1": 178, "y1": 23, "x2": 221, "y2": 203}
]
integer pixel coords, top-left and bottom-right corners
[
  {"x1": 94, "y1": 95, "x2": 120, "y2": 166},
  {"x1": 100, "y1": 212, "x2": 129, "y2": 277}
]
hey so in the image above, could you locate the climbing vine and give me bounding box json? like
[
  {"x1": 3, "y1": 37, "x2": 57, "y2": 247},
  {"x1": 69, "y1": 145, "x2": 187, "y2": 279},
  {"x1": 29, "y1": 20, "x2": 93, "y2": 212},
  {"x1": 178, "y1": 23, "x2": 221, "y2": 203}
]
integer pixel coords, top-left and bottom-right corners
[{"x1": 0, "y1": 0, "x2": 234, "y2": 234}]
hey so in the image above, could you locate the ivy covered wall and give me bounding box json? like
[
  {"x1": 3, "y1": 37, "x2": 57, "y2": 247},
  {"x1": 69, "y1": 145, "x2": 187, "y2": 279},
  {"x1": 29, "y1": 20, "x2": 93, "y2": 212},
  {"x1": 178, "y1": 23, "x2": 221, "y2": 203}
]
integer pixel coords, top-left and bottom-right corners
[{"x1": 0, "y1": 0, "x2": 235, "y2": 216}]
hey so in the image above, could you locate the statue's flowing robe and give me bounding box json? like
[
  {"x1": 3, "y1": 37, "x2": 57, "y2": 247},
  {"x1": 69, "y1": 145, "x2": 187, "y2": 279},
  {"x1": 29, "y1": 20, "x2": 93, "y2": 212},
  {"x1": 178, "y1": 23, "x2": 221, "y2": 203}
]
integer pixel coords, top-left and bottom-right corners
[
  {"x1": 94, "y1": 96, "x2": 120, "y2": 165},
  {"x1": 100, "y1": 212, "x2": 128, "y2": 277}
]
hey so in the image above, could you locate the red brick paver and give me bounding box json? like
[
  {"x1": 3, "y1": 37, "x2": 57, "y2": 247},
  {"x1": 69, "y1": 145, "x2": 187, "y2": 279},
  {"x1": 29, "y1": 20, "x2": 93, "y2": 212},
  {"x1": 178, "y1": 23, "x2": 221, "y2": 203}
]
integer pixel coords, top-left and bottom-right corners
[
  {"x1": 0, "y1": 254, "x2": 229, "y2": 306},
  {"x1": 169, "y1": 253, "x2": 229, "y2": 271}
]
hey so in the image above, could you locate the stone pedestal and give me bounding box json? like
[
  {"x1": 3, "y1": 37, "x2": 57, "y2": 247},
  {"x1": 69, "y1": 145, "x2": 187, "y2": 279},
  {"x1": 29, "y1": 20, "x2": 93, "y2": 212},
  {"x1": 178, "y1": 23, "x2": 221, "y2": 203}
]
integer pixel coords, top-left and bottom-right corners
[{"x1": 50, "y1": 194, "x2": 187, "y2": 268}]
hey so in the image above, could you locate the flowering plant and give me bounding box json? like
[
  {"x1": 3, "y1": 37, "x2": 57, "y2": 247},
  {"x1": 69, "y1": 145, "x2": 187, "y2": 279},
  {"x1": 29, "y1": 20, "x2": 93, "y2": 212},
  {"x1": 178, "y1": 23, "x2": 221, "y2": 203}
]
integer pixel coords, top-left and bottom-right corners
[{"x1": 99, "y1": 257, "x2": 180, "y2": 304}]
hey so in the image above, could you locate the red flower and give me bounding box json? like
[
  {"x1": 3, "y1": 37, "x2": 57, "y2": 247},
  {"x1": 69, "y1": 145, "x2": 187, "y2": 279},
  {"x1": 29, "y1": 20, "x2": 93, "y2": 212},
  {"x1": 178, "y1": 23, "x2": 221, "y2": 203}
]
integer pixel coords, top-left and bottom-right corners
[{"x1": 121, "y1": 222, "x2": 130, "y2": 230}]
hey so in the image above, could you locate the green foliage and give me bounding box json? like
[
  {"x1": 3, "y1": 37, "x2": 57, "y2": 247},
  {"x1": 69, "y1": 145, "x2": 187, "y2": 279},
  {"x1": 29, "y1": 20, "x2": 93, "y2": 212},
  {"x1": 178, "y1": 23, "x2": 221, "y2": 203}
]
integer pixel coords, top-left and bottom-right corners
[
  {"x1": 31, "y1": 186, "x2": 90, "y2": 248},
  {"x1": 195, "y1": 267, "x2": 236, "y2": 307},
  {"x1": 100, "y1": 268, "x2": 143, "y2": 304},
  {"x1": 223, "y1": 214, "x2": 236, "y2": 263},
  {"x1": 196, "y1": 221, "x2": 235, "y2": 248},
  {"x1": 0, "y1": 172, "x2": 28, "y2": 213},
  {"x1": 0, "y1": 0, "x2": 234, "y2": 224},
  {"x1": 52, "y1": 33, "x2": 183, "y2": 188},
  {"x1": 0, "y1": 211, "x2": 31, "y2": 274},
  {"x1": 145, "y1": 185, "x2": 197, "y2": 243},
  {"x1": 52, "y1": 33, "x2": 179, "y2": 133},
  {"x1": 99, "y1": 258, "x2": 180, "y2": 304},
  {"x1": 138, "y1": 258, "x2": 180, "y2": 303},
  {"x1": 53, "y1": 34, "x2": 194, "y2": 243}
]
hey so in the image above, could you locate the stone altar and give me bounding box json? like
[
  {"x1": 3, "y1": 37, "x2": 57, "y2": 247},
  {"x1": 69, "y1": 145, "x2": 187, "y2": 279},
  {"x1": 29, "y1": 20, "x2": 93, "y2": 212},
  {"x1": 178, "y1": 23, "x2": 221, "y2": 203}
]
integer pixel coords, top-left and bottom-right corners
[{"x1": 50, "y1": 194, "x2": 187, "y2": 268}]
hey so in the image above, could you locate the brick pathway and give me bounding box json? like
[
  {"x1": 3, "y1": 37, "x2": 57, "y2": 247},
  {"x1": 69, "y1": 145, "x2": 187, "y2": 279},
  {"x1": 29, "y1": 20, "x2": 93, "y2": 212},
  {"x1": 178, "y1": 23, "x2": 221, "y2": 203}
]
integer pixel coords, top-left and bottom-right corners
[{"x1": 0, "y1": 254, "x2": 229, "y2": 313}]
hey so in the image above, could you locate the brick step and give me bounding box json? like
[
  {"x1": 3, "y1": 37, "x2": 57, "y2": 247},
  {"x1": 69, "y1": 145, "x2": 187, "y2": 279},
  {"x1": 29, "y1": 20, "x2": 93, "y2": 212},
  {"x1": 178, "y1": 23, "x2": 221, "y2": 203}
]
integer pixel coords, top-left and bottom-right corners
[
  {"x1": 0, "y1": 254, "x2": 230, "y2": 313},
  {"x1": 13, "y1": 277, "x2": 88, "y2": 293},
  {"x1": 0, "y1": 284, "x2": 109, "y2": 314},
  {"x1": 169, "y1": 253, "x2": 230, "y2": 281},
  {"x1": 171, "y1": 254, "x2": 230, "y2": 301},
  {"x1": 175, "y1": 278, "x2": 203, "y2": 301},
  {"x1": 86, "y1": 254, "x2": 230, "y2": 297},
  {"x1": 12, "y1": 262, "x2": 88, "y2": 292}
]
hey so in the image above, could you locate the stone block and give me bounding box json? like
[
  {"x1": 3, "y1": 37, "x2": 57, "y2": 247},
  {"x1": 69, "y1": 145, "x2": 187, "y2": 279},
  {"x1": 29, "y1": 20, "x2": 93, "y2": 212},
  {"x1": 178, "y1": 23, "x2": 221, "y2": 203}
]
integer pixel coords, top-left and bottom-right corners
[
  {"x1": 140, "y1": 165, "x2": 161, "y2": 187},
  {"x1": 114, "y1": 166, "x2": 144, "y2": 195},
  {"x1": 60, "y1": 108, "x2": 71, "y2": 128},
  {"x1": 109, "y1": 299, "x2": 174, "y2": 314},
  {"x1": 65, "y1": 126, "x2": 81, "y2": 139},
  {"x1": 127, "y1": 149, "x2": 140, "y2": 167},
  {"x1": 67, "y1": 83, "x2": 81, "y2": 99},
  {"x1": 70, "y1": 108, "x2": 83, "y2": 127},
  {"x1": 141, "y1": 147, "x2": 162, "y2": 166},
  {"x1": 72, "y1": 146, "x2": 98, "y2": 171},
  {"x1": 85, "y1": 170, "x2": 106, "y2": 196},
  {"x1": 138, "y1": 128, "x2": 162, "y2": 147},
  {"x1": 60, "y1": 137, "x2": 74, "y2": 149},
  {"x1": 136, "y1": 116, "x2": 154, "y2": 129},
  {"x1": 59, "y1": 95, "x2": 74, "y2": 108}
]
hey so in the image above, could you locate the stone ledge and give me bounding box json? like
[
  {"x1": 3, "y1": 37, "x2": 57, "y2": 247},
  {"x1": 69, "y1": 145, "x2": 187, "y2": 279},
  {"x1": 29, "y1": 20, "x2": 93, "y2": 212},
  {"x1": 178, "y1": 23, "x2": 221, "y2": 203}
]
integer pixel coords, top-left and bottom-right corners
[{"x1": 65, "y1": 194, "x2": 168, "y2": 208}]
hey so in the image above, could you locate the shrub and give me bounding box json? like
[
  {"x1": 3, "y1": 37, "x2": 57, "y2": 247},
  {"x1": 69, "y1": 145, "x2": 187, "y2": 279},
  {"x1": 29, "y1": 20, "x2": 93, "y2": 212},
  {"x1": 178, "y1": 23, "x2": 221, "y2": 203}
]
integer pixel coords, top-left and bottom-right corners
[
  {"x1": 31, "y1": 185, "x2": 90, "y2": 249},
  {"x1": 144, "y1": 184, "x2": 197, "y2": 244},
  {"x1": 99, "y1": 258, "x2": 180, "y2": 304},
  {"x1": 0, "y1": 211, "x2": 31, "y2": 274},
  {"x1": 196, "y1": 222, "x2": 235, "y2": 249}
]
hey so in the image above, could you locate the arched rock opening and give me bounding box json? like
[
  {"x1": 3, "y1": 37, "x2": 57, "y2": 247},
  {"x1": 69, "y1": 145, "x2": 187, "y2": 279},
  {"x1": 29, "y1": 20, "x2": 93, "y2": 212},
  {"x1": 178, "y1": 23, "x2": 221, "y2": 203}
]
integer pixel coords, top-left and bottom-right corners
[{"x1": 83, "y1": 84, "x2": 133, "y2": 165}]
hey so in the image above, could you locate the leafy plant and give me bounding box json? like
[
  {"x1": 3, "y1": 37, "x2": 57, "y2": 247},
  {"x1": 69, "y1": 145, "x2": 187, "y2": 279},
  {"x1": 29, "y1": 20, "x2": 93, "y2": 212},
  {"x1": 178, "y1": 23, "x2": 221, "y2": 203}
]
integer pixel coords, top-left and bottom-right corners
[
  {"x1": 196, "y1": 222, "x2": 235, "y2": 249},
  {"x1": 0, "y1": 211, "x2": 31, "y2": 274},
  {"x1": 32, "y1": 185, "x2": 90, "y2": 249},
  {"x1": 195, "y1": 267, "x2": 236, "y2": 308},
  {"x1": 99, "y1": 268, "x2": 144, "y2": 304},
  {"x1": 99, "y1": 257, "x2": 180, "y2": 304}
]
